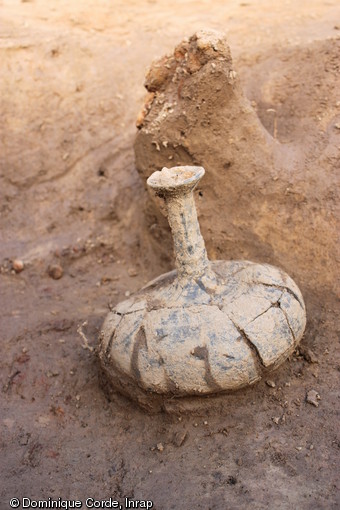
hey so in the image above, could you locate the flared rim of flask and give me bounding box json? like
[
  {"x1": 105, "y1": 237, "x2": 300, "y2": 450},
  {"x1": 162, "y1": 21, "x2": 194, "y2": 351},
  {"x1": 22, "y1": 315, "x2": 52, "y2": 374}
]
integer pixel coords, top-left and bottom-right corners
[{"x1": 147, "y1": 165, "x2": 205, "y2": 193}]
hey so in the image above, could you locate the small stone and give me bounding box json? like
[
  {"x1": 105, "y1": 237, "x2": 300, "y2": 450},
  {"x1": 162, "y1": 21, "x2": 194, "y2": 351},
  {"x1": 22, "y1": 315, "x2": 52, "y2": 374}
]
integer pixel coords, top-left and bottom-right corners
[
  {"x1": 46, "y1": 370, "x2": 59, "y2": 378},
  {"x1": 272, "y1": 417, "x2": 280, "y2": 425},
  {"x1": 172, "y1": 431, "x2": 188, "y2": 447},
  {"x1": 125, "y1": 290, "x2": 131, "y2": 297},
  {"x1": 48, "y1": 264, "x2": 63, "y2": 280},
  {"x1": 19, "y1": 433, "x2": 30, "y2": 446},
  {"x1": 128, "y1": 268, "x2": 138, "y2": 277},
  {"x1": 300, "y1": 346, "x2": 318, "y2": 364},
  {"x1": 156, "y1": 442, "x2": 164, "y2": 452},
  {"x1": 306, "y1": 389, "x2": 321, "y2": 407},
  {"x1": 334, "y1": 123, "x2": 340, "y2": 130},
  {"x1": 266, "y1": 380, "x2": 276, "y2": 388},
  {"x1": 12, "y1": 259, "x2": 24, "y2": 273}
]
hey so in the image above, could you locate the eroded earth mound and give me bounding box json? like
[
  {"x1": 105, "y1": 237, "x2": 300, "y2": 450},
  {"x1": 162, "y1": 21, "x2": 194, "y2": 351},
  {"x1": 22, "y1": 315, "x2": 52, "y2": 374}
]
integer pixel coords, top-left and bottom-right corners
[{"x1": 134, "y1": 30, "x2": 340, "y2": 297}]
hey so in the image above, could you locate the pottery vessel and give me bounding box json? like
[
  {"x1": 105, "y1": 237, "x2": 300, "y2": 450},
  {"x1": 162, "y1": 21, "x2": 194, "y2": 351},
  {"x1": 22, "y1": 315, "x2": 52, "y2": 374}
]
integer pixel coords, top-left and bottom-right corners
[{"x1": 98, "y1": 166, "x2": 306, "y2": 411}]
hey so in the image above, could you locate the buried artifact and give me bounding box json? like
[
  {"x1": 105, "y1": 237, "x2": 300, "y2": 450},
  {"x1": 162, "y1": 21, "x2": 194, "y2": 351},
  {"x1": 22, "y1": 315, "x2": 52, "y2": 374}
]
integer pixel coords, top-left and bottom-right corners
[{"x1": 98, "y1": 166, "x2": 306, "y2": 412}]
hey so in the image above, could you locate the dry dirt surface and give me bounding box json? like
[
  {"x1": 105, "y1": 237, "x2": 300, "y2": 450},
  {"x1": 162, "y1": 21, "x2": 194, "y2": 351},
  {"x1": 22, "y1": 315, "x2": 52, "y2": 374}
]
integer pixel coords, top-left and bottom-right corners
[{"x1": 1, "y1": 1, "x2": 340, "y2": 509}]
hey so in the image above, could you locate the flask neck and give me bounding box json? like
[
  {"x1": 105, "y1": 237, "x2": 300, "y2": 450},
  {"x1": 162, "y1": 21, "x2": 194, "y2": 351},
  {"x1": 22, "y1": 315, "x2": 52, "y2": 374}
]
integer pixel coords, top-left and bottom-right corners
[{"x1": 165, "y1": 191, "x2": 209, "y2": 280}]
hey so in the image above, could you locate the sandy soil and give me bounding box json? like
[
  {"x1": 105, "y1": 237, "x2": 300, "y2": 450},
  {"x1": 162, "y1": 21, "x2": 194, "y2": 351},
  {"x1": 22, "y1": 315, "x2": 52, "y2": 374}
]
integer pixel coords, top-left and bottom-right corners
[{"x1": 1, "y1": 1, "x2": 339, "y2": 509}]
